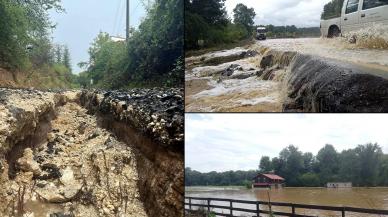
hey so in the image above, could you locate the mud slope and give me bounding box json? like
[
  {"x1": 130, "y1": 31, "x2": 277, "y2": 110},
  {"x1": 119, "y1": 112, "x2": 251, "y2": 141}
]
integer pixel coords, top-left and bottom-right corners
[{"x1": 0, "y1": 88, "x2": 184, "y2": 217}]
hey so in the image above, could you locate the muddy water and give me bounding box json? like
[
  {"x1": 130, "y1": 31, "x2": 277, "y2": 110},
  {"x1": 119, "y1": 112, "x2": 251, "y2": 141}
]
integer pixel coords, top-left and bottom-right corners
[
  {"x1": 185, "y1": 49, "x2": 283, "y2": 112},
  {"x1": 185, "y1": 186, "x2": 388, "y2": 217},
  {"x1": 258, "y1": 38, "x2": 388, "y2": 68}
]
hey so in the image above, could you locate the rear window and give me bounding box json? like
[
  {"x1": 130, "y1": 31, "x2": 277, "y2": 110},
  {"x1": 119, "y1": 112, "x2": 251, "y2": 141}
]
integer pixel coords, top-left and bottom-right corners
[
  {"x1": 363, "y1": 0, "x2": 388, "y2": 10},
  {"x1": 346, "y1": 0, "x2": 360, "y2": 14}
]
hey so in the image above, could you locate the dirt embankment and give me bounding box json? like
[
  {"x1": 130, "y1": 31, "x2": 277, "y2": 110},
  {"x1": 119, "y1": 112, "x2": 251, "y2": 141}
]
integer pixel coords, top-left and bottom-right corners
[
  {"x1": 0, "y1": 88, "x2": 183, "y2": 217},
  {"x1": 0, "y1": 68, "x2": 74, "y2": 89},
  {"x1": 185, "y1": 39, "x2": 388, "y2": 112}
]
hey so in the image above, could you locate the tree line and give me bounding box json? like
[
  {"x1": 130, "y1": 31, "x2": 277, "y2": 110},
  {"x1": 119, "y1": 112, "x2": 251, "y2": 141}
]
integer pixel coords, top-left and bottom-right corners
[
  {"x1": 78, "y1": 0, "x2": 183, "y2": 89},
  {"x1": 0, "y1": 0, "x2": 75, "y2": 88},
  {"x1": 185, "y1": 143, "x2": 388, "y2": 187},
  {"x1": 185, "y1": 0, "x2": 256, "y2": 50},
  {"x1": 262, "y1": 25, "x2": 321, "y2": 38}
]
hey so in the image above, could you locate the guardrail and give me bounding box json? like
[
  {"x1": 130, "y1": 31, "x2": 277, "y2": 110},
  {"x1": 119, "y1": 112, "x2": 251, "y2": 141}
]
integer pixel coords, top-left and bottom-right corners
[{"x1": 185, "y1": 196, "x2": 388, "y2": 217}]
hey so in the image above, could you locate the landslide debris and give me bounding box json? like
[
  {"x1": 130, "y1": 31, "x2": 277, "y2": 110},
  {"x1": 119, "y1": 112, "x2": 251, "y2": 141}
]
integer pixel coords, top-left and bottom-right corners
[
  {"x1": 0, "y1": 87, "x2": 184, "y2": 217},
  {"x1": 79, "y1": 88, "x2": 184, "y2": 217}
]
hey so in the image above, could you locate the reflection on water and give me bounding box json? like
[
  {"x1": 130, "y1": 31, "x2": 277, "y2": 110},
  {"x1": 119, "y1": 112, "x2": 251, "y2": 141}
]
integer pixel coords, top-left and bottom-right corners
[{"x1": 185, "y1": 186, "x2": 388, "y2": 217}]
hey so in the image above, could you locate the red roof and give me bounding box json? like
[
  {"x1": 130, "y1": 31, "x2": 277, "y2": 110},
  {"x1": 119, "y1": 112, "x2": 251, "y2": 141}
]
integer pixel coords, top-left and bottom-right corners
[{"x1": 256, "y1": 173, "x2": 285, "y2": 180}]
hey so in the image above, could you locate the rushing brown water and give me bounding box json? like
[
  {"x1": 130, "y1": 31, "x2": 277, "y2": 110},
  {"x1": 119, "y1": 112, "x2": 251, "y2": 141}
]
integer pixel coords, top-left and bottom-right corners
[{"x1": 185, "y1": 186, "x2": 388, "y2": 217}]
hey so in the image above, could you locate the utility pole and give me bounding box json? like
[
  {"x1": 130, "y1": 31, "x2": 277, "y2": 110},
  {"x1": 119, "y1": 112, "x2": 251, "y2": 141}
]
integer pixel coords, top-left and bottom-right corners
[{"x1": 126, "y1": 0, "x2": 130, "y2": 41}]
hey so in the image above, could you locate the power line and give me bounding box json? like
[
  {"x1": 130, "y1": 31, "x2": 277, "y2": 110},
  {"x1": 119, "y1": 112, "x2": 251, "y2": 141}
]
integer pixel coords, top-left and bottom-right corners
[
  {"x1": 112, "y1": 0, "x2": 122, "y2": 35},
  {"x1": 117, "y1": 0, "x2": 126, "y2": 36}
]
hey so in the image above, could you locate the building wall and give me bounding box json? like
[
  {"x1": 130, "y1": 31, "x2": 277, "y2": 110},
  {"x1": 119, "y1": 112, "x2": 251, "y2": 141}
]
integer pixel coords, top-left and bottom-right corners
[{"x1": 326, "y1": 182, "x2": 352, "y2": 188}]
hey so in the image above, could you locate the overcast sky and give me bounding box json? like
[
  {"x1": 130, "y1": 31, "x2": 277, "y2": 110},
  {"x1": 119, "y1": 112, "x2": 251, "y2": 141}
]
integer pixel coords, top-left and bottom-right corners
[
  {"x1": 225, "y1": 0, "x2": 332, "y2": 27},
  {"x1": 186, "y1": 114, "x2": 388, "y2": 173},
  {"x1": 50, "y1": 0, "x2": 146, "y2": 73}
]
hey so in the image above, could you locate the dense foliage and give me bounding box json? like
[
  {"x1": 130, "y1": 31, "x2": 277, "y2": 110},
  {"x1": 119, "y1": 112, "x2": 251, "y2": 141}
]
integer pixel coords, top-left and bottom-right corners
[
  {"x1": 0, "y1": 0, "x2": 74, "y2": 87},
  {"x1": 186, "y1": 143, "x2": 388, "y2": 187},
  {"x1": 82, "y1": 0, "x2": 183, "y2": 88},
  {"x1": 321, "y1": 0, "x2": 344, "y2": 20},
  {"x1": 185, "y1": 0, "x2": 255, "y2": 49}
]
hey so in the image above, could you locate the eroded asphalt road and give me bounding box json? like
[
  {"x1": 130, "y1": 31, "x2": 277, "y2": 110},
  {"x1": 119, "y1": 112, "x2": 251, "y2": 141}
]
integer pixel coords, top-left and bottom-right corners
[
  {"x1": 185, "y1": 38, "x2": 388, "y2": 112},
  {"x1": 258, "y1": 38, "x2": 388, "y2": 78}
]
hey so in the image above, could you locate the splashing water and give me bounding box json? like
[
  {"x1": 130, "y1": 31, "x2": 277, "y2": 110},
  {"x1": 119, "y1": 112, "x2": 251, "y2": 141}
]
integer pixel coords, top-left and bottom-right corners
[{"x1": 342, "y1": 24, "x2": 388, "y2": 49}]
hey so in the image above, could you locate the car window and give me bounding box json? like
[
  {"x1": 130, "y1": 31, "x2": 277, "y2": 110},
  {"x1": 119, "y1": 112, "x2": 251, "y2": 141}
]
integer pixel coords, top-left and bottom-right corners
[
  {"x1": 363, "y1": 0, "x2": 388, "y2": 10},
  {"x1": 346, "y1": 0, "x2": 360, "y2": 14}
]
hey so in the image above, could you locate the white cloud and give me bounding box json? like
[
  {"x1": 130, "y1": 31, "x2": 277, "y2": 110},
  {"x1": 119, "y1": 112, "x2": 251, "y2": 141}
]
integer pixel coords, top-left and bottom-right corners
[
  {"x1": 224, "y1": 0, "x2": 333, "y2": 27},
  {"x1": 185, "y1": 114, "x2": 388, "y2": 172}
]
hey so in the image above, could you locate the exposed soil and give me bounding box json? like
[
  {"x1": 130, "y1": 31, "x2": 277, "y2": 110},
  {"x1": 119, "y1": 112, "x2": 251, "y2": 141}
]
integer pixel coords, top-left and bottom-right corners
[{"x1": 0, "y1": 88, "x2": 184, "y2": 217}]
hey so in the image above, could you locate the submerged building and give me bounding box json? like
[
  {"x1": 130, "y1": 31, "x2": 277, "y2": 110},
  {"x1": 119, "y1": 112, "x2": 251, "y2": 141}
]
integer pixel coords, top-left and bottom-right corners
[
  {"x1": 252, "y1": 173, "x2": 285, "y2": 188},
  {"x1": 326, "y1": 182, "x2": 352, "y2": 188}
]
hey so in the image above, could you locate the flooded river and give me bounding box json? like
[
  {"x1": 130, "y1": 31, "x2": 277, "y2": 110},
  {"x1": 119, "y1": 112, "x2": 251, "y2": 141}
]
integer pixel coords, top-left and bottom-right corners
[{"x1": 185, "y1": 186, "x2": 388, "y2": 217}]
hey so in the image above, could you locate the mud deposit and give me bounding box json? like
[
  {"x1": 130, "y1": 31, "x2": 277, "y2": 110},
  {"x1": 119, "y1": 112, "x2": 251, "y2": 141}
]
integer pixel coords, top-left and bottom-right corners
[
  {"x1": 0, "y1": 88, "x2": 183, "y2": 217},
  {"x1": 186, "y1": 39, "x2": 388, "y2": 112}
]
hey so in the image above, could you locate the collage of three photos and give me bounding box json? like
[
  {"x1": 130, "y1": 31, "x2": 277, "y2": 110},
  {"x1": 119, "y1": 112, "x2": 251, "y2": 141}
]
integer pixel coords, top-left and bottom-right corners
[{"x1": 1, "y1": 0, "x2": 388, "y2": 216}]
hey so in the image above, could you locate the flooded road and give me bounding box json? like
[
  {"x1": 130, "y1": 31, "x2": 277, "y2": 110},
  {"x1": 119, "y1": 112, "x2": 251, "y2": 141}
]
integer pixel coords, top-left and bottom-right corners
[
  {"x1": 185, "y1": 186, "x2": 388, "y2": 217},
  {"x1": 258, "y1": 38, "x2": 388, "y2": 69},
  {"x1": 185, "y1": 38, "x2": 388, "y2": 112}
]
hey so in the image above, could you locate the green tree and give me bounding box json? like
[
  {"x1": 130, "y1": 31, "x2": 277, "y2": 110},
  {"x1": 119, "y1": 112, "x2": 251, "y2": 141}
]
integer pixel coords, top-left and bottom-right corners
[
  {"x1": 233, "y1": 3, "x2": 256, "y2": 33},
  {"x1": 63, "y1": 45, "x2": 71, "y2": 72},
  {"x1": 259, "y1": 156, "x2": 272, "y2": 172},
  {"x1": 299, "y1": 173, "x2": 320, "y2": 187},
  {"x1": 338, "y1": 149, "x2": 360, "y2": 185},
  {"x1": 378, "y1": 155, "x2": 388, "y2": 186},
  {"x1": 279, "y1": 145, "x2": 304, "y2": 186},
  {"x1": 355, "y1": 143, "x2": 382, "y2": 186},
  {"x1": 316, "y1": 144, "x2": 339, "y2": 184}
]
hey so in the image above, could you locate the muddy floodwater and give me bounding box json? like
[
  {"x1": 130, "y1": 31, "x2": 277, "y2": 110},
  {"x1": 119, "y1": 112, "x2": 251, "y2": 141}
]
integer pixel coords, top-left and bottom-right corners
[{"x1": 185, "y1": 186, "x2": 388, "y2": 217}]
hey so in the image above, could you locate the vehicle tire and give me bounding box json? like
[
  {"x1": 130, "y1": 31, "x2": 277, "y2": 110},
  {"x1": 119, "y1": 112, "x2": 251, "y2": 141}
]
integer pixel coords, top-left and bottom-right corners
[{"x1": 328, "y1": 26, "x2": 340, "y2": 38}]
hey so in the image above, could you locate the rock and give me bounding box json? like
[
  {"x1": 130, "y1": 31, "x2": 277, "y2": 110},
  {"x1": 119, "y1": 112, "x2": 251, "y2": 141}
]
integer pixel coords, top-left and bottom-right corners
[
  {"x1": 23, "y1": 212, "x2": 34, "y2": 217},
  {"x1": 256, "y1": 69, "x2": 265, "y2": 77},
  {"x1": 38, "y1": 163, "x2": 61, "y2": 180},
  {"x1": 47, "y1": 132, "x2": 56, "y2": 142},
  {"x1": 36, "y1": 186, "x2": 67, "y2": 203},
  {"x1": 78, "y1": 122, "x2": 87, "y2": 134},
  {"x1": 244, "y1": 50, "x2": 259, "y2": 58},
  {"x1": 49, "y1": 213, "x2": 74, "y2": 217},
  {"x1": 17, "y1": 148, "x2": 42, "y2": 176},
  {"x1": 36, "y1": 180, "x2": 48, "y2": 188},
  {"x1": 261, "y1": 64, "x2": 280, "y2": 80},
  {"x1": 260, "y1": 54, "x2": 274, "y2": 69},
  {"x1": 348, "y1": 35, "x2": 357, "y2": 44},
  {"x1": 60, "y1": 167, "x2": 75, "y2": 186}
]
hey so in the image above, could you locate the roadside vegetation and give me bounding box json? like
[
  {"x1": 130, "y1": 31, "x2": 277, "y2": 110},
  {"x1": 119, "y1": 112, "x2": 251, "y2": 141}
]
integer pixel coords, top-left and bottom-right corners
[
  {"x1": 185, "y1": 0, "x2": 320, "y2": 52},
  {"x1": 185, "y1": 0, "x2": 255, "y2": 50},
  {"x1": 260, "y1": 25, "x2": 320, "y2": 38},
  {"x1": 0, "y1": 0, "x2": 76, "y2": 88},
  {"x1": 78, "y1": 0, "x2": 183, "y2": 89},
  {"x1": 186, "y1": 143, "x2": 388, "y2": 187}
]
